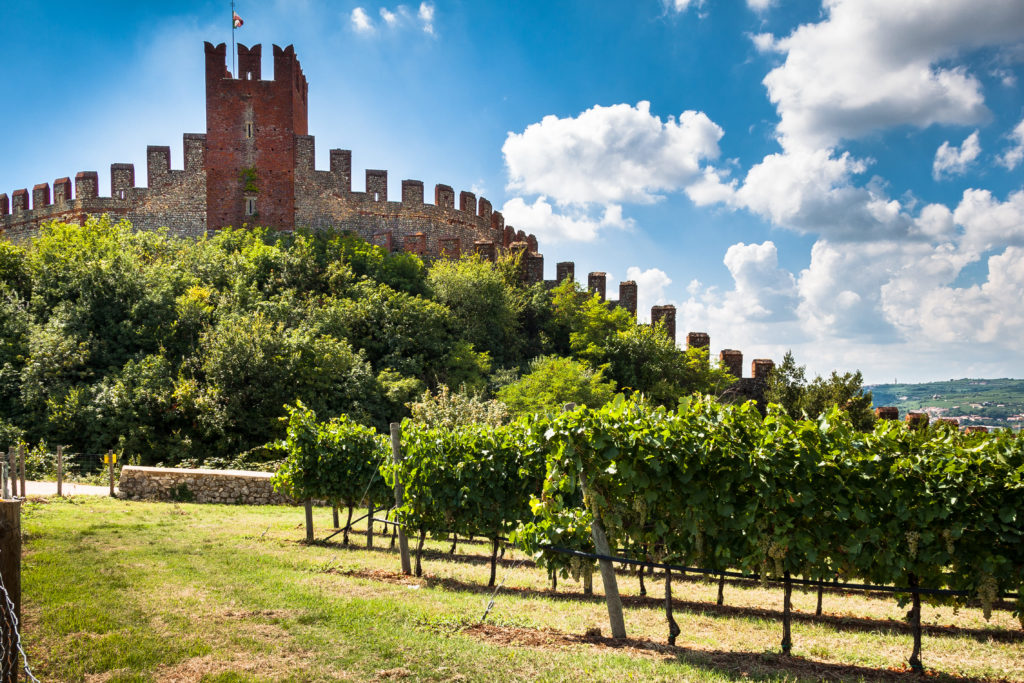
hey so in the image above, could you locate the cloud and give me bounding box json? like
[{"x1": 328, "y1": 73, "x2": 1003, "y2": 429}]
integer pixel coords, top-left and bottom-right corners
[
  {"x1": 760, "y1": 0, "x2": 1024, "y2": 149},
  {"x1": 665, "y1": 0, "x2": 704, "y2": 12},
  {"x1": 722, "y1": 242, "x2": 800, "y2": 322},
  {"x1": 503, "y1": 102, "x2": 723, "y2": 206},
  {"x1": 750, "y1": 32, "x2": 779, "y2": 53},
  {"x1": 625, "y1": 267, "x2": 673, "y2": 323},
  {"x1": 997, "y1": 118, "x2": 1024, "y2": 169},
  {"x1": 953, "y1": 188, "x2": 1024, "y2": 256},
  {"x1": 881, "y1": 246, "x2": 1024, "y2": 346},
  {"x1": 350, "y1": 3, "x2": 435, "y2": 35},
  {"x1": 500, "y1": 197, "x2": 633, "y2": 243},
  {"x1": 418, "y1": 2, "x2": 435, "y2": 35},
  {"x1": 734, "y1": 146, "x2": 920, "y2": 242},
  {"x1": 932, "y1": 130, "x2": 981, "y2": 179},
  {"x1": 747, "y1": 0, "x2": 777, "y2": 11},
  {"x1": 350, "y1": 7, "x2": 374, "y2": 33}
]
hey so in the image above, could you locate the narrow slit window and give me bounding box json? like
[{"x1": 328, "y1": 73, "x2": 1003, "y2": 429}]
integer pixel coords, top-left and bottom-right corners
[
  {"x1": 245, "y1": 122, "x2": 254, "y2": 139},
  {"x1": 245, "y1": 198, "x2": 257, "y2": 216}
]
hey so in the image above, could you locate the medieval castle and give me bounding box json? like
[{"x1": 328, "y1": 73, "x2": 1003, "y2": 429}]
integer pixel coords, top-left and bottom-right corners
[{"x1": 0, "y1": 41, "x2": 775, "y2": 387}]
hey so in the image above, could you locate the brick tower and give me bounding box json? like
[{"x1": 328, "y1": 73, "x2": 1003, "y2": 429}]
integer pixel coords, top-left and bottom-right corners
[{"x1": 203, "y1": 42, "x2": 308, "y2": 230}]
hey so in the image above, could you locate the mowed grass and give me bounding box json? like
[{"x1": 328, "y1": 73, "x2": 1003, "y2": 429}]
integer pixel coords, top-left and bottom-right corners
[{"x1": 18, "y1": 497, "x2": 1024, "y2": 682}]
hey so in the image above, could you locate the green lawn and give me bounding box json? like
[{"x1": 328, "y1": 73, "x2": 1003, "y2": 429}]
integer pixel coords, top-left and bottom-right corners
[{"x1": 18, "y1": 497, "x2": 1024, "y2": 682}]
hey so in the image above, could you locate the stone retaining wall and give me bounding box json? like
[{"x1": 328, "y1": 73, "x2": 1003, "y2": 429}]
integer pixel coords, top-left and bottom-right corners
[{"x1": 118, "y1": 466, "x2": 291, "y2": 505}]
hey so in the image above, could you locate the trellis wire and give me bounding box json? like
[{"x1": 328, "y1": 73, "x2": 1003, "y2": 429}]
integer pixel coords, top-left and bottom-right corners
[{"x1": 549, "y1": 546, "x2": 1021, "y2": 600}]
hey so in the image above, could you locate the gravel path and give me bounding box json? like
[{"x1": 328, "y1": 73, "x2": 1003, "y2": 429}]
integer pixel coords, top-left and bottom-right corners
[{"x1": 19, "y1": 480, "x2": 113, "y2": 497}]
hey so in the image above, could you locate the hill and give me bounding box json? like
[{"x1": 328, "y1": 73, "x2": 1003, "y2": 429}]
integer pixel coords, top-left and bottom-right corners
[{"x1": 867, "y1": 378, "x2": 1024, "y2": 431}]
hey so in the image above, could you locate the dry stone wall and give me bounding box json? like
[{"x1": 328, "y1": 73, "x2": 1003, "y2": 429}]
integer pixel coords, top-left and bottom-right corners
[{"x1": 118, "y1": 466, "x2": 291, "y2": 505}]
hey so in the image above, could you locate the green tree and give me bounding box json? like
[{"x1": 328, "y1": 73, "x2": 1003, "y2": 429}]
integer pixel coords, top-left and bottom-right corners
[
  {"x1": 765, "y1": 351, "x2": 874, "y2": 430},
  {"x1": 427, "y1": 256, "x2": 525, "y2": 367},
  {"x1": 497, "y1": 355, "x2": 616, "y2": 415}
]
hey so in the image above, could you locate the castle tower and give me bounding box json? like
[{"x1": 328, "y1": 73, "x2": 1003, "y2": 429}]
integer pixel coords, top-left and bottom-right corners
[{"x1": 203, "y1": 42, "x2": 309, "y2": 230}]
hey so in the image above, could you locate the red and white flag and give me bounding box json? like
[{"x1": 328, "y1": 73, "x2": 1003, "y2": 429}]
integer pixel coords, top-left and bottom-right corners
[{"x1": 233, "y1": 11, "x2": 244, "y2": 28}]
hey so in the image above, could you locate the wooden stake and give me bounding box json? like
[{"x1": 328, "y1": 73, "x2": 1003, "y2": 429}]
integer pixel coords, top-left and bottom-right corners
[
  {"x1": 816, "y1": 580, "x2": 824, "y2": 617},
  {"x1": 106, "y1": 450, "x2": 115, "y2": 497},
  {"x1": 717, "y1": 574, "x2": 726, "y2": 606},
  {"x1": 304, "y1": 500, "x2": 314, "y2": 542},
  {"x1": 582, "y1": 471, "x2": 627, "y2": 639},
  {"x1": 6, "y1": 447, "x2": 16, "y2": 498},
  {"x1": 1, "y1": 498, "x2": 22, "y2": 682},
  {"x1": 366, "y1": 500, "x2": 374, "y2": 548},
  {"x1": 390, "y1": 423, "x2": 411, "y2": 575},
  {"x1": 56, "y1": 446, "x2": 64, "y2": 498},
  {"x1": 332, "y1": 505, "x2": 339, "y2": 529}
]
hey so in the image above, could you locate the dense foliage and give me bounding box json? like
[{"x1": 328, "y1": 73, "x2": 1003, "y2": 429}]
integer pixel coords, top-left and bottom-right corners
[
  {"x1": 270, "y1": 401, "x2": 391, "y2": 510},
  {"x1": 519, "y1": 395, "x2": 1024, "y2": 623},
  {"x1": 383, "y1": 419, "x2": 547, "y2": 584},
  {"x1": 1, "y1": 217, "x2": 728, "y2": 466}
]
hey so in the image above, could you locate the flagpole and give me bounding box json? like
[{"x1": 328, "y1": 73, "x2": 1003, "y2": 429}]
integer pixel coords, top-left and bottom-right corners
[{"x1": 231, "y1": 0, "x2": 236, "y2": 77}]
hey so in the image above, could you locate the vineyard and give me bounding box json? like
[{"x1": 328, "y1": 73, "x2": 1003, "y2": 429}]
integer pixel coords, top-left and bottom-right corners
[{"x1": 271, "y1": 394, "x2": 1024, "y2": 673}]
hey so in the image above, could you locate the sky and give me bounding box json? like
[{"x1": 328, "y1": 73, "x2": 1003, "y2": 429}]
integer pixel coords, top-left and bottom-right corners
[{"x1": 1, "y1": 0, "x2": 1023, "y2": 383}]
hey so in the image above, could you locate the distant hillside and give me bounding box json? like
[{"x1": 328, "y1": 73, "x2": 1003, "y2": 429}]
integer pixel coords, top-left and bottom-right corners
[{"x1": 866, "y1": 378, "x2": 1024, "y2": 431}]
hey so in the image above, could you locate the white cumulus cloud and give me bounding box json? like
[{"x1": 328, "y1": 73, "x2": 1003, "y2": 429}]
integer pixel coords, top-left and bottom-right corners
[
  {"x1": 500, "y1": 197, "x2": 633, "y2": 244},
  {"x1": 932, "y1": 130, "x2": 981, "y2": 179},
  {"x1": 997, "y1": 118, "x2": 1024, "y2": 169},
  {"x1": 761, "y1": 0, "x2": 1024, "y2": 149},
  {"x1": 503, "y1": 102, "x2": 723, "y2": 206}
]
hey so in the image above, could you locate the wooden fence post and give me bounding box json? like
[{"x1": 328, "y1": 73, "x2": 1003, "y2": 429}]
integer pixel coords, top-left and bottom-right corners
[
  {"x1": 17, "y1": 445, "x2": 26, "y2": 500},
  {"x1": 304, "y1": 501, "x2": 314, "y2": 543},
  {"x1": 2, "y1": 462, "x2": 9, "y2": 500},
  {"x1": 390, "y1": 423, "x2": 412, "y2": 575},
  {"x1": 56, "y1": 446, "x2": 64, "y2": 498},
  {"x1": 106, "y1": 450, "x2": 115, "y2": 497},
  {"x1": 1, "y1": 498, "x2": 22, "y2": 682},
  {"x1": 6, "y1": 447, "x2": 16, "y2": 499}
]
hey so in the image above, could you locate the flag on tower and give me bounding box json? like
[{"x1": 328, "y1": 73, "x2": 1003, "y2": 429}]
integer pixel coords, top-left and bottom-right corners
[{"x1": 233, "y1": 11, "x2": 244, "y2": 28}]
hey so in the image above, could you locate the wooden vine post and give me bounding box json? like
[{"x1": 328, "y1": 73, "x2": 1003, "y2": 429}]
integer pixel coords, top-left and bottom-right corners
[
  {"x1": 565, "y1": 403, "x2": 626, "y2": 640},
  {"x1": 1, "y1": 498, "x2": 21, "y2": 682},
  {"x1": 390, "y1": 423, "x2": 412, "y2": 575},
  {"x1": 584, "y1": 479, "x2": 626, "y2": 639}
]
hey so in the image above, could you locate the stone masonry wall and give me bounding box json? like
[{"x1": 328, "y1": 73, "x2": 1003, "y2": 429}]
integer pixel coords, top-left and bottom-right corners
[{"x1": 118, "y1": 466, "x2": 292, "y2": 505}]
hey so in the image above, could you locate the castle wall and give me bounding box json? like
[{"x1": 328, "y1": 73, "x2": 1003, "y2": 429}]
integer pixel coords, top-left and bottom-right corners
[
  {"x1": 293, "y1": 135, "x2": 511, "y2": 257},
  {"x1": 0, "y1": 134, "x2": 208, "y2": 241}
]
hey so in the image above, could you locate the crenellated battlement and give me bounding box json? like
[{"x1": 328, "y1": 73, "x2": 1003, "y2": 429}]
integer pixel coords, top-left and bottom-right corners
[
  {"x1": 0, "y1": 133, "x2": 209, "y2": 241},
  {"x1": 292, "y1": 136, "x2": 537, "y2": 260}
]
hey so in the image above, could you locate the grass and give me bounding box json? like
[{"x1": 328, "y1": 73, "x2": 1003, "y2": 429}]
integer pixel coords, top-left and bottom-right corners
[{"x1": 17, "y1": 497, "x2": 1024, "y2": 682}]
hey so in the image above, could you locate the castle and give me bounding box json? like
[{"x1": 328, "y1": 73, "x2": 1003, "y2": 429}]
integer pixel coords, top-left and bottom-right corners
[{"x1": 0, "y1": 41, "x2": 775, "y2": 387}]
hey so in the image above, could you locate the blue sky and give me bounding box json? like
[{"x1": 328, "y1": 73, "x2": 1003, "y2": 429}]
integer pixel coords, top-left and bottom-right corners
[{"x1": 2, "y1": 0, "x2": 1023, "y2": 383}]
